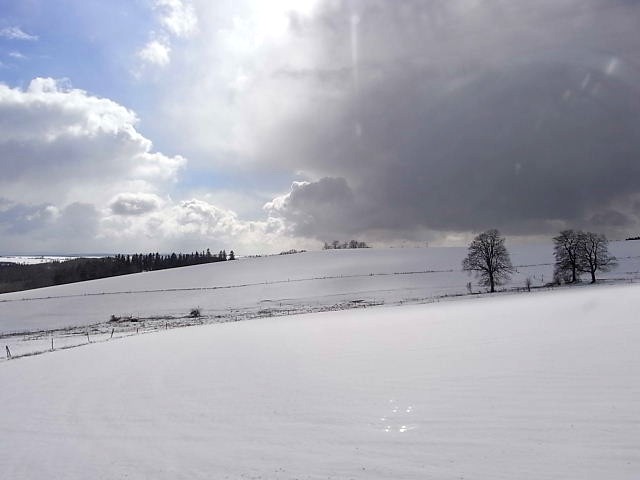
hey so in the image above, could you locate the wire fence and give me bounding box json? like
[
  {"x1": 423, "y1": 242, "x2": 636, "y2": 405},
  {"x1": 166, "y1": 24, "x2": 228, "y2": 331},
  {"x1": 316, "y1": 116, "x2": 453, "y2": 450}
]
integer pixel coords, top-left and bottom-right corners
[
  {"x1": 0, "y1": 298, "x2": 389, "y2": 362},
  {"x1": 2, "y1": 275, "x2": 638, "y2": 362}
]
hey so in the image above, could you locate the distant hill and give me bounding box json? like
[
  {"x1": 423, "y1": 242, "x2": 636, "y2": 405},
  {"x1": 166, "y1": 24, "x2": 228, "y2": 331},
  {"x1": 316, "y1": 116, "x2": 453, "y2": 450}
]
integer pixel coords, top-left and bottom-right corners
[{"x1": 0, "y1": 250, "x2": 232, "y2": 294}]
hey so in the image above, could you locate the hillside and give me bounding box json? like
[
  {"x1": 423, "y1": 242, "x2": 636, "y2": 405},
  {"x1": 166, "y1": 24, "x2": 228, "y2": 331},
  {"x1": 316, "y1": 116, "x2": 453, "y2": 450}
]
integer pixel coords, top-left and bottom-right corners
[
  {"x1": 0, "y1": 284, "x2": 638, "y2": 479},
  {"x1": 1, "y1": 242, "x2": 639, "y2": 335}
]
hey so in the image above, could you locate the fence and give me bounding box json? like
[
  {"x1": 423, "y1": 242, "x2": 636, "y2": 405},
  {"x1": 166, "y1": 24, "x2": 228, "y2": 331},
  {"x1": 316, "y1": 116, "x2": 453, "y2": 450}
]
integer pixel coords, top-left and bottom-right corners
[{"x1": 3, "y1": 275, "x2": 637, "y2": 362}]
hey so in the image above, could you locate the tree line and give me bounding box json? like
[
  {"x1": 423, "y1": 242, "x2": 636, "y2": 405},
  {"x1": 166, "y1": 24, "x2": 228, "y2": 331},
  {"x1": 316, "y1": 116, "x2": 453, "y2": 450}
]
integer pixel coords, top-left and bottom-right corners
[
  {"x1": 0, "y1": 249, "x2": 236, "y2": 294},
  {"x1": 109, "y1": 249, "x2": 235, "y2": 271},
  {"x1": 462, "y1": 229, "x2": 616, "y2": 293},
  {"x1": 323, "y1": 240, "x2": 370, "y2": 249}
]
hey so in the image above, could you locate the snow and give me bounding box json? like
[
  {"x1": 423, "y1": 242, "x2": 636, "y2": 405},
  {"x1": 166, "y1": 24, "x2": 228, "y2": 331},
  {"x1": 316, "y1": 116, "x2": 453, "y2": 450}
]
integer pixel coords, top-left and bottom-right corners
[
  {"x1": 0, "y1": 255, "x2": 79, "y2": 265},
  {"x1": 1, "y1": 242, "x2": 640, "y2": 336},
  {"x1": 0, "y1": 284, "x2": 638, "y2": 479}
]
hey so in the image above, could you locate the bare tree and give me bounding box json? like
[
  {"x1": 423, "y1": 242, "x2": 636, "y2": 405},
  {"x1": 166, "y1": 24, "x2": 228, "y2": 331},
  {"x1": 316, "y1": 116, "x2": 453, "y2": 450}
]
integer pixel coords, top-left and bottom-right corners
[
  {"x1": 553, "y1": 229, "x2": 584, "y2": 283},
  {"x1": 525, "y1": 277, "x2": 532, "y2": 292},
  {"x1": 577, "y1": 231, "x2": 616, "y2": 283},
  {"x1": 462, "y1": 229, "x2": 514, "y2": 293}
]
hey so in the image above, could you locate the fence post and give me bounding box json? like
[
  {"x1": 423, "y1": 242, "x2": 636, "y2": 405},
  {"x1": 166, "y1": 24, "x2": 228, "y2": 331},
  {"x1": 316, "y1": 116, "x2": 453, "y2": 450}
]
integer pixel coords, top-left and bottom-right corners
[
  {"x1": 110, "y1": 328, "x2": 115, "y2": 339},
  {"x1": 51, "y1": 337, "x2": 54, "y2": 351},
  {"x1": 86, "y1": 331, "x2": 90, "y2": 343},
  {"x1": 5, "y1": 345, "x2": 11, "y2": 359}
]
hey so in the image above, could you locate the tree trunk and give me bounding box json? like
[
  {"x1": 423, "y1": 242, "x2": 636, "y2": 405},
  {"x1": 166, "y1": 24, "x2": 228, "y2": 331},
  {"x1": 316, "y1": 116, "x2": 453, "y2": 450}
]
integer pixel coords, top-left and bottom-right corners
[
  {"x1": 590, "y1": 269, "x2": 596, "y2": 284},
  {"x1": 489, "y1": 274, "x2": 495, "y2": 293}
]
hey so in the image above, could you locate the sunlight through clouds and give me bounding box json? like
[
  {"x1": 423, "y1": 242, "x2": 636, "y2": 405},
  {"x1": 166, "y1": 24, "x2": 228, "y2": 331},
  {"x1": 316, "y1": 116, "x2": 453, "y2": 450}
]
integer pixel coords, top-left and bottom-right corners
[{"x1": 2, "y1": 0, "x2": 640, "y2": 253}]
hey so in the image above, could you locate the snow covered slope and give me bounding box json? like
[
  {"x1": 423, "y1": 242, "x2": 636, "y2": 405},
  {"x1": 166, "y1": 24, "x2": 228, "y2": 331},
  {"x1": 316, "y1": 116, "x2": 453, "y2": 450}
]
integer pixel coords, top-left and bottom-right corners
[
  {"x1": 0, "y1": 255, "x2": 78, "y2": 265},
  {"x1": 1, "y1": 242, "x2": 639, "y2": 333},
  {"x1": 0, "y1": 284, "x2": 638, "y2": 479}
]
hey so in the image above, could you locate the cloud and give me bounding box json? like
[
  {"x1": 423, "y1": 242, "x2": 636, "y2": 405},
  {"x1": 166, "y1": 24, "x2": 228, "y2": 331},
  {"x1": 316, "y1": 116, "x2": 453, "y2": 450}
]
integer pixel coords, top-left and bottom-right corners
[
  {"x1": 0, "y1": 200, "x2": 99, "y2": 252},
  {"x1": 149, "y1": 199, "x2": 284, "y2": 246},
  {"x1": 0, "y1": 193, "x2": 296, "y2": 254},
  {"x1": 264, "y1": 178, "x2": 360, "y2": 238},
  {"x1": 155, "y1": 0, "x2": 198, "y2": 38},
  {"x1": 207, "y1": 0, "x2": 640, "y2": 240},
  {"x1": 0, "y1": 76, "x2": 305, "y2": 254},
  {"x1": 0, "y1": 199, "x2": 59, "y2": 235},
  {"x1": 7, "y1": 2, "x2": 640, "y2": 253},
  {"x1": 55, "y1": 203, "x2": 100, "y2": 241},
  {"x1": 589, "y1": 210, "x2": 632, "y2": 228},
  {"x1": 110, "y1": 193, "x2": 163, "y2": 216},
  {"x1": 138, "y1": 40, "x2": 171, "y2": 67},
  {"x1": 98, "y1": 197, "x2": 299, "y2": 254},
  {"x1": 136, "y1": 1, "x2": 197, "y2": 70},
  {"x1": 0, "y1": 78, "x2": 185, "y2": 198},
  {"x1": 169, "y1": 199, "x2": 247, "y2": 236},
  {"x1": 0, "y1": 78, "x2": 204, "y2": 252},
  {"x1": 0, "y1": 26, "x2": 37, "y2": 41}
]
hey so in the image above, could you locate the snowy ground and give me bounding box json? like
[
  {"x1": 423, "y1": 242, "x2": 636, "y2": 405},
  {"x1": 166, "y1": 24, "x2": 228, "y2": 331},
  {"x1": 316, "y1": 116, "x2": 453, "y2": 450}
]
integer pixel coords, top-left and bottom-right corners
[
  {"x1": 0, "y1": 284, "x2": 638, "y2": 479},
  {"x1": 0, "y1": 255, "x2": 79, "y2": 265},
  {"x1": 1, "y1": 242, "x2": 639, "y2": 357}
]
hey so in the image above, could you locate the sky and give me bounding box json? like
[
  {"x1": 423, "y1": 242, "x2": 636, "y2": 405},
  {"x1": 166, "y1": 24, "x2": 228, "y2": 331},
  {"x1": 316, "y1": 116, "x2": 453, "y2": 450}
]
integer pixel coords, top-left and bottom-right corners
[{"x1": 1, "y1": 0, "x2": 640, "y2": 254}]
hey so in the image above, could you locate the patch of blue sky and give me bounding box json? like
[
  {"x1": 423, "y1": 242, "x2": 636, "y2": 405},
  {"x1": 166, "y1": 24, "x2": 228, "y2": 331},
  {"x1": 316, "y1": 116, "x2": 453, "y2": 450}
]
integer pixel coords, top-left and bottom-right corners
[
  {"x1": 0, "y1": 0, "x2": 155, "y2": 108},
  {"x1": 177, "y1": 164, "x2": 296, "y2": 195}
]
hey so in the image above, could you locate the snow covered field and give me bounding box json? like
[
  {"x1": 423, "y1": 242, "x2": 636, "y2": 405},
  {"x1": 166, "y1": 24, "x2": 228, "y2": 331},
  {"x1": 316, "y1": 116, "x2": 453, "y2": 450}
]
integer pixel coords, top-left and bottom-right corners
[
  {"x1": 0, "y1": 284, "x2": 638, "y2": 479},
  {"x1": 1, "y1": 242, "x2": 640, "y2": 337},
  {"x1": 0, "y1": 255, "x2": 79, "y2": 265}
]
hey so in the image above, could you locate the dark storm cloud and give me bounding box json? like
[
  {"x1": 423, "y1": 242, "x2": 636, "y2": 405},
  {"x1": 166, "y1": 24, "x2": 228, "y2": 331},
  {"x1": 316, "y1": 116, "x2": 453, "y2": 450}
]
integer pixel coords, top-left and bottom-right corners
[
  {"x1": 589, "y1": 210, "x2": 632, "y2": 228},
  {"x1": 263, "y1": 0, "x2": 640, "y2": 239},
  {"x1": 265, "y1": 177, "x2": 359, "y2": 239}
]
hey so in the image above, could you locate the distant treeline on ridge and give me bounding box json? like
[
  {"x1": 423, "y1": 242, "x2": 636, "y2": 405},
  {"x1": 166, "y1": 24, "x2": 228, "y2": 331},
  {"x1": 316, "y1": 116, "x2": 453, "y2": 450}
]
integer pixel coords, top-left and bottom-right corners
[
  {"x1": 0, "y1": 249, "x2": 235, "y2": 294},
  {"x1": 323, "y1": 240, "x2": 370, "y2": 249}
]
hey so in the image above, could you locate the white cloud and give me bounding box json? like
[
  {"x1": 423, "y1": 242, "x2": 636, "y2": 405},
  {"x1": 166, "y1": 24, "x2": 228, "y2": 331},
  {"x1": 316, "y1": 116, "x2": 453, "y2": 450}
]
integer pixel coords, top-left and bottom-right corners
[
  {"x1": 138, "y1": 40, "x2": 171, "y2": 67},
  {"x1": 110, "y1": 193, "x2": 164, "y2": 216},
  {"x1": 8, "y1": 51, "x2": 26, "y2": 60},
  {"x1": 0, "y1": 77, "x2": 185, "y2": 225},
  {"x1": 132, "y1": 151, "x2": 186, "y2": 180},
  {"x1": 135, "y1": 1, "x2": 198, "y2": 71},
  {"x1": 0, "y1": 192, "x2": 301, "y2": 254},
  {"x1": 0, "y1": 78, "x2": 185, "y2": 193},
  {"x1": 99, "y1": 197, "x2": 300, "y2": 254},
  {"x1": 0, "y1": 77, "x2": 309, "y2": 254},
  {"x1": 170, "y1": 199, "x2": 246, "y2": 236},
  {"x1": 0, "y1": 26, "x2": 38, "y2": 41},
  {"x1": 155, "y1": 0, "x2": 198, "y2": 38}
]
